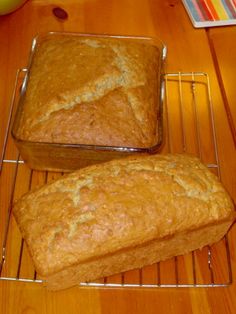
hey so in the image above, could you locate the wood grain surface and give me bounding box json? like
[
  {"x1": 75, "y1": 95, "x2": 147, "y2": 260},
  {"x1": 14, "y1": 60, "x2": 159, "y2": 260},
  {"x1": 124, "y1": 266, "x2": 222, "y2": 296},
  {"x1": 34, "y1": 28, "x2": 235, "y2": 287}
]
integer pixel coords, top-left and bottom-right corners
[{"x1": 0, "y1": 1, "x2": 236, "y2": 313}]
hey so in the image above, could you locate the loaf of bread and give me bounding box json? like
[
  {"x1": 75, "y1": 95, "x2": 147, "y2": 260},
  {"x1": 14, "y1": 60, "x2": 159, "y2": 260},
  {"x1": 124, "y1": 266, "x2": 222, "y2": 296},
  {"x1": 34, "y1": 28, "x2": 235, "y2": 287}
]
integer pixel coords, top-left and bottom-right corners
[
  {"x1": 13, "y1": 154, "x2": 235, "y2": 290},
  {"x1": 15, "y1": 34, "x2": 161, "y2": 148}
]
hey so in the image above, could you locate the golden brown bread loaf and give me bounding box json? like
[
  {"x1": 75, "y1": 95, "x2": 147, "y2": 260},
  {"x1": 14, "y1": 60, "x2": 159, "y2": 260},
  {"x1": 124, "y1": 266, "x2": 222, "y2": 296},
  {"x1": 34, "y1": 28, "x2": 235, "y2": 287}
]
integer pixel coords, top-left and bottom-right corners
[
  {"x1": 13, "y1": 154, "x2": 235, "y2": 290},
  {"x1": 16, "y1": 35, "x2": 161, "y2": 148}
]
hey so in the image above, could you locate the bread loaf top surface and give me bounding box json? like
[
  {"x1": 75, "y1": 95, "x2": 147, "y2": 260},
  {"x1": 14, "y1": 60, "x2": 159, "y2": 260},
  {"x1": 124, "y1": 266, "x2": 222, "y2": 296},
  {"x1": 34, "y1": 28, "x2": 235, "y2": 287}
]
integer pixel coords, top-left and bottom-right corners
[
  {"x1": 13, "y1": 154, "x2": 235, "y2": 277},
  {"x1": 15, "y1": 35, "x2": 160, "y2": 148}
]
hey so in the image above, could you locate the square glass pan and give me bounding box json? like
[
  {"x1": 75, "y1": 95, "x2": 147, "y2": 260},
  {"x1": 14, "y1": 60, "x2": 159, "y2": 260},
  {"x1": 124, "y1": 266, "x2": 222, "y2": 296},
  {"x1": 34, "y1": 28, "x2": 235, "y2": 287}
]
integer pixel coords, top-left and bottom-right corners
[{"x1": 11, "y1": 32, "x2": 167, "y2": 172}]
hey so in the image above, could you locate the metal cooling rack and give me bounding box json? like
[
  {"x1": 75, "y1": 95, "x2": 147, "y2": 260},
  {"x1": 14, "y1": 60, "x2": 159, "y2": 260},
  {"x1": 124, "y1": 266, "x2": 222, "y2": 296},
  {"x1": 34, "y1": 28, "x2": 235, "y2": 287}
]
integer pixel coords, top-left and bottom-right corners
[{"x1": 0, "y1": 70, "x2": 233, "y2": 288}]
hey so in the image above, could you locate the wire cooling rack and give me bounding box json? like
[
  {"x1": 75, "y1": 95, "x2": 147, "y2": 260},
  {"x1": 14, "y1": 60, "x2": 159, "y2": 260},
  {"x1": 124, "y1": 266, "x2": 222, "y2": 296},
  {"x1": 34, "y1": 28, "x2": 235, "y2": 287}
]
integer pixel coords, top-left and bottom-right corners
[{"x1": 0, "y1": 70, "x2": 233, "y2": 288}]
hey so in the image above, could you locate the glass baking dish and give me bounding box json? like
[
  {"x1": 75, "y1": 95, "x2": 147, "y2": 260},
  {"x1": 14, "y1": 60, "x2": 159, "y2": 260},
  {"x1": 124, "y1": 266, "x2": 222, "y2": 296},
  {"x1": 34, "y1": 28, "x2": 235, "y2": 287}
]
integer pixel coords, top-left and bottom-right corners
[{"x1": 11, "y1": 32, "x2": 167, "y2": 172}]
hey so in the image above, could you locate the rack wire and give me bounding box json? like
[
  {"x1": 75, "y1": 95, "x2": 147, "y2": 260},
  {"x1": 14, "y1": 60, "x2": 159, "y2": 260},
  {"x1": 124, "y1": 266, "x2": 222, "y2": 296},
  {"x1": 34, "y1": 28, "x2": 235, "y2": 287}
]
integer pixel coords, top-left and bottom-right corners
[{"x1": 0, "y1": 70, "x2": 233, "y2": 288}]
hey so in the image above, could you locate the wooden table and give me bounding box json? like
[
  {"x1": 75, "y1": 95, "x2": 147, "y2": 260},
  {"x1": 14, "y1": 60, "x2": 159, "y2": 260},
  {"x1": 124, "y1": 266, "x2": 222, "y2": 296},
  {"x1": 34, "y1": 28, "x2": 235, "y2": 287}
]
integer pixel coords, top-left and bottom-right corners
[{"x1": 0, "y1": 0, "x2": 236, "y2": 313}]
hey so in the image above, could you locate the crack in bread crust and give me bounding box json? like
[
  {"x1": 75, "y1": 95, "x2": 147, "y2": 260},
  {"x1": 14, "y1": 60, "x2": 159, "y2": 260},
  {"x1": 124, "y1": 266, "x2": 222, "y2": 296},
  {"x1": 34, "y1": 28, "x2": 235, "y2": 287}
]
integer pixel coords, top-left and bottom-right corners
[
  {"x1": 25, "y1": 41, "x2": 146, "y2": 127},
  {"x1": 17, "y1": 36, "x2": 160, "y2": 147}
]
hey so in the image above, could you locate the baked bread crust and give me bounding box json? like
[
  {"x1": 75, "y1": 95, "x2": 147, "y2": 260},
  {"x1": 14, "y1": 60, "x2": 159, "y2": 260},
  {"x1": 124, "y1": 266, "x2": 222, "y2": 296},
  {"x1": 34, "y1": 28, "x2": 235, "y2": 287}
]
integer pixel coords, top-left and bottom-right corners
[
  {"x1": 16, "y1": 36, "x2": 160, "y2": 147},
  {"x1": 45, "y1": 221, "x2": 231, "y2": 290},
  {"x1": 13, "y1": 154, "x2": 235, "y2": 289}
]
